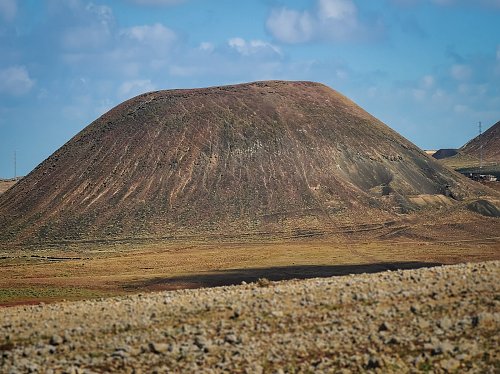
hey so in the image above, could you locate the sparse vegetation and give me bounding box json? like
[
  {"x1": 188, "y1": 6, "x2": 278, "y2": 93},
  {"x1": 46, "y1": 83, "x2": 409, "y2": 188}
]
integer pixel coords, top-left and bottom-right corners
[
  {"x1": 1, "y1": 236, "x2": 499, "y2": 305},
  {"x1": 0, "y1": 261, "x2": 498, "y2": 372},
  {"x1": 0, "y1": 286, "x2": 112, "y2": 305}
]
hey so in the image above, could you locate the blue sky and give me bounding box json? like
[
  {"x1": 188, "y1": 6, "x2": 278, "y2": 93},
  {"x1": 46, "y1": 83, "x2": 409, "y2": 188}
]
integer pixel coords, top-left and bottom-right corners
[{"x1": 0, "y1": 0, "x2": 499, "y2": 177}]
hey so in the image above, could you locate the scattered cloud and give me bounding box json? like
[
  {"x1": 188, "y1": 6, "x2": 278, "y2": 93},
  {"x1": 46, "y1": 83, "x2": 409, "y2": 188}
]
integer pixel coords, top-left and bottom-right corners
[
  {"x1": 450, "y1": 64, "x2": 472, "y2": 81},
  {"x1": 199, "y1": 42, "x2": 214, "y2": 53},
  {"x1": 318, "y1": 0, "x2": 357, "y2": 21},
  {"x1": 228, "y1": 37, "x2": 281, "y2": 56},
  {"x1": 421, "y1": 75, "x2": 435, "y2": 89},
  {"x1": 389, "y1": 47, "x2": 499, "y2": 137},
  {"x1": 266, "y1": 8, "x2": 314, "y2": 44},
  {"x1": 121, "y1": 23, "x2": 177, "y2": 46},
  {"x1": 0, "y1": 0, "x2": 16, "y2": 21},
  {"x1": 0, "y1": 66, "x2": 35, "y2": 96},
  {"x1": 86, "y1": 3, "x2": 114, "y2": 25},
  {"x1": 60, "y1": 20, "x2": 178, "y2": 79},
  {"x1": 56, "y1": 2, "x2": 114, "y2": 52},
  {"x1": 266, "y1": 0, "x2": 383, "y2": 44}
]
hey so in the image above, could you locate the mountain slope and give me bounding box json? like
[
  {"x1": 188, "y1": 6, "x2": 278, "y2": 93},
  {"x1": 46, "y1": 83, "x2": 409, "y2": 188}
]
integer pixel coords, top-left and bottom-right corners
[
  {"x1": 461, "y1": 120, "x2": 500, "y2": 162},
  {"x1": 0, "y1": 81, "x2": 492, "y2": 246}
]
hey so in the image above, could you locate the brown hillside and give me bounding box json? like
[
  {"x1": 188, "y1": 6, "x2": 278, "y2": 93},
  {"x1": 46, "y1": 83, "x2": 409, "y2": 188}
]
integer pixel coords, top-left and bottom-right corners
[
  {"x1": 0, "y1": 81, "x2": 495, "y2": 246},
  {"x1": 460, "y1": 120, "x2": 500, "y2": 161}
]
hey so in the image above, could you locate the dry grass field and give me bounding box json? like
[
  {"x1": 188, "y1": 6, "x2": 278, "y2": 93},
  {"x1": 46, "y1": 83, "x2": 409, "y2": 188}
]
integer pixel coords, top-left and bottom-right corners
[
  {"x1": 0, "y1": 179, "x2": 17, "y2": 195},
  {"x1": 1, "y1": 235, "x2": 499, "y2": 306},
  {"x1": 439, "y1": 154, "x2": 499, "y2": 172}
]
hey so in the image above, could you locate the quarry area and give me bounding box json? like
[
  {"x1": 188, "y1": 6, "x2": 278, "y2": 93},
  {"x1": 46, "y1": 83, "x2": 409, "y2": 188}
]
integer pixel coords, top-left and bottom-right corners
[{"x1": 1, "y1": 261, "x2": 498, "y2": 373}]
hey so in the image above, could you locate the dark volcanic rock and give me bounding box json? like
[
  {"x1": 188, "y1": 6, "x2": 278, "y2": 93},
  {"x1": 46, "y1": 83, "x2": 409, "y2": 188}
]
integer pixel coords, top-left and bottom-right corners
[
  {"x1": 432, "y1": 149, "x2": 458, "y2": 160},
  {"x1": 0, "y1": 81, "x2": 490, "y2": 245},
  {"x1": 467, "y1": 199, "x2": 500, "y2": 218}
]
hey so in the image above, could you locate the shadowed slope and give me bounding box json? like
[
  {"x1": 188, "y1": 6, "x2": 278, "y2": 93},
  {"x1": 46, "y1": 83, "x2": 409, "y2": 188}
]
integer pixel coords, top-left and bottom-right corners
[{"x1": 0, "y1": 81, "x2": 493, "y2": 246}]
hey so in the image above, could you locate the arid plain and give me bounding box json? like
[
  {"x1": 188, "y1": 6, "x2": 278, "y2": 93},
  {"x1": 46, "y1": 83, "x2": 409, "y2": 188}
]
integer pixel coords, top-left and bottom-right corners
[{"x1": 1, "y1": 210, "x2": 499, "y2": 306}]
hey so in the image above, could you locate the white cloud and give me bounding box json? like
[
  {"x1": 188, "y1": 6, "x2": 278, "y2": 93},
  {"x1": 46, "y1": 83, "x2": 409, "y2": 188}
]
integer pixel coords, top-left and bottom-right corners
[
  {"x1": 60, "y1": 3, "x2": 114, "y2": 51},
  {"x1": 450, "y1": 64, "x2": 472, "y2": 81},
  {"x1": 0, "y1": 0, "x2": 16, "y2": 21},
  {"x1": 421, "y1": 75, "x2": 435, "y2": 89},
  {"x1": 199, "y1": 42, "x2": 214, "y2": 53},
  {"x1": 228, "y1": 37, "x2": 281, "y2": 56},
  {"x1": 266, "y1": 8, "x2": 314, "y2": 44},
  {"x1": 122, "y1": 23, "x2": 177, "y2": 46},
  {"x1": 266, "y1": 0, "x2": 381, "y2": 44},
  {"x1": 61, "y1": 18, "x2": 178, "y2": 79},
  {"x1": 0, "y1": 66, "x2": 35, "y2": 96},
  {"x1": 318, "y1": 0, "x2": 357, "y2": 21},
  {"x1": 118, "y1": 79, "x2": 155, "y2": 98},
  {"x1": 86, "y1": 3, "x2": 113, "y2": 25}
]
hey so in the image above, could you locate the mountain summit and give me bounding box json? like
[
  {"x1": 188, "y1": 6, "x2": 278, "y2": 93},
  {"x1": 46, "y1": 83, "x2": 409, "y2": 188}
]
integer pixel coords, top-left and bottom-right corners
[{"x1": 0, "y1": 81, "x2": 492, "y2": 245}]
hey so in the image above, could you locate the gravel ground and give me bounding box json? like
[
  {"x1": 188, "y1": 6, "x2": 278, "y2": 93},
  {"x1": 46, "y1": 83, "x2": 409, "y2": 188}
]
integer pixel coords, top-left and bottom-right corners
[{"x1": 1, "y1": 261, "x2": 499, "y2": 373}]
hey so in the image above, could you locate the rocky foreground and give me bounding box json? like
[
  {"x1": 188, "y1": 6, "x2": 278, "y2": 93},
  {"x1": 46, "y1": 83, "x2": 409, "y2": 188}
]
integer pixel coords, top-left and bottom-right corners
[{"x1": 1, "y1": 261, "x2": 499, "y2": 373}]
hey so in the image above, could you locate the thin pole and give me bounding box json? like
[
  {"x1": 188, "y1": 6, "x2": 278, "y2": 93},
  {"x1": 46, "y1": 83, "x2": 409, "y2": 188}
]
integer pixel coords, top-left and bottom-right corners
[{"x1": 14, "y1": 150, "x2": 17, "y2": 179}]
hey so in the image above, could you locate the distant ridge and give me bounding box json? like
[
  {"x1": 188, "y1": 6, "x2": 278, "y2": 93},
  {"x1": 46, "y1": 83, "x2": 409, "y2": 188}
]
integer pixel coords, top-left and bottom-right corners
[
  {"x1": 432, "y1": 149, "x2": 458, "y2": 160},
  {"x1": 437, "y1": 121, "x2": 500, "y2": 173},
  {"x1": 461, "y1": 120, "x2": 500, "y2": 162},
  {"x1": 0, "y1": 81, "x2": 495, "y2": 246}
]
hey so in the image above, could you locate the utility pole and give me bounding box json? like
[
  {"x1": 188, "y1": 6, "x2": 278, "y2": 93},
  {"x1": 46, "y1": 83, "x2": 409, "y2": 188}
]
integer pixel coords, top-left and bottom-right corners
[
  {"x1": 478, "y1": 122, "x2": 483, "y2": 170},
  {"x1": 14, "y1": 150, "x2": 17, "y2": 179}
]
